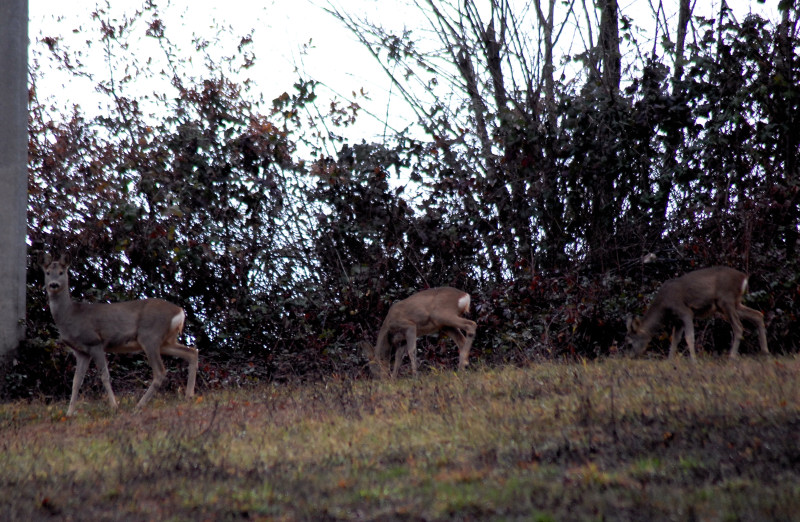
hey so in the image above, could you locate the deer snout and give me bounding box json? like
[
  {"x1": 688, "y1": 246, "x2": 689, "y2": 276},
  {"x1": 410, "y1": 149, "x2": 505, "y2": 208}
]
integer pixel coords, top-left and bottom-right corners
[{"x1": 47, "y1": 282, "x2": 61, "y2": 292}]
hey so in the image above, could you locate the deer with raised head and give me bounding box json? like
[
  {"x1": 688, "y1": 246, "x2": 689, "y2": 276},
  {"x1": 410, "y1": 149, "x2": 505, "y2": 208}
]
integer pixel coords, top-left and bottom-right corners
[
  {"x1": 39, "y1": 253, "x2": 199, "y2": 415},
  {"x1": 626, "y1": 266, "x2": 769, "y2": 361},
  {"x1": 362, "y1": 287, "x2": 477, "y2": 378}
]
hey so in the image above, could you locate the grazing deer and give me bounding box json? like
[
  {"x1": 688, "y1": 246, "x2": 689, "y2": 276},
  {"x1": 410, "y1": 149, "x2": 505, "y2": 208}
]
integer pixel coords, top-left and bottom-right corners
[
  {"x1": 39, "y1": 254, "x2": 198, "y2": 415},
  {"x1": 626, "y1": 266, "x2": 769, "y2": 361},
  {"x1": 362, "y1": 287, "x2": 477, "y2": 378}
]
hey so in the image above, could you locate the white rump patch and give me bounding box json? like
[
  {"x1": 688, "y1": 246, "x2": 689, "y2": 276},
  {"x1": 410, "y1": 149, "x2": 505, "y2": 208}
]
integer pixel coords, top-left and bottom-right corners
[
  {"x1": 741, "y1": 277, "x2": 749, "y2": 296},
  {"x1": 171, "y1": 309, "x2": 186, "y2": 332},
  {"x1": 458, "y1": 294, "x2": 471, "y2": 313}
]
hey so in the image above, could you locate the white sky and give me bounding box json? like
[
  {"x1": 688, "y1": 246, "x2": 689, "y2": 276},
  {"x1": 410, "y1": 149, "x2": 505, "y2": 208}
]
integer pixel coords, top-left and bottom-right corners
[
  {"x1": 28, "y1": 0, "x2": 407, "y2": 145},
  {"x1": 29, "y1": 0, "x2": 783, "y2": 146}
]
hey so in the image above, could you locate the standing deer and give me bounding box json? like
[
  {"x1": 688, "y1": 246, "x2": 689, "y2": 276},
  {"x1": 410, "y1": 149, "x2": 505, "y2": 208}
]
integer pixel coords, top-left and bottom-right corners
[
  {"x1": 39, "y1": 254, "x2": 198, "y2": 415},
  {"x1": 626, "y1": 266, "x2": 769, "y2": 361},
  {"x1": 362, "y1": 287, "x2": 477, "y2": 378}
]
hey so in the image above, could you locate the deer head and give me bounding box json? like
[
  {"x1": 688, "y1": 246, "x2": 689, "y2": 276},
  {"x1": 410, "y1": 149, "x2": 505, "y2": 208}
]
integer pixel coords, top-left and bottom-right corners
[
  {"x1": 364, "y1": 287, "x2": 477, "y2": 378},
  {"x1": 625, "y1": 266, "x2": 769, "y2": 361},
  {"x1": 39, "y1": 253, "x2": 70, "y2": 296}
]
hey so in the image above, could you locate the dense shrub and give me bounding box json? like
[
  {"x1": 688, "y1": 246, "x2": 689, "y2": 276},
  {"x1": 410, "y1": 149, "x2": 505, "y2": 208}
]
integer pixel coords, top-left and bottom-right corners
[{"x1": 8, "y1": 4, "x2": 798, "y2": 399}]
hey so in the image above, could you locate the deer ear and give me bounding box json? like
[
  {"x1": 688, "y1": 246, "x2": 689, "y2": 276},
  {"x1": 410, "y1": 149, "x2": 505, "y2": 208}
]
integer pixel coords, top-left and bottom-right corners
[
  {"x1": 37, "y1": 252, "x2": 52, "y2": 269},
  {"x1": 59, "y1": 253, "x2": 72, "y2": 268},
  {"x1": 626, "y1": 316, "x2": 641, "y2": 333}
]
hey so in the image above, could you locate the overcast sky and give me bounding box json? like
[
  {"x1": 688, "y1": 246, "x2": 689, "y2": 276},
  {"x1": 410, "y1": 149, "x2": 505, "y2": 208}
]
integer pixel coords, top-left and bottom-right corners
[
  {"x1": 29, "y1": 0, "x2": 782, "y2": 145},
  {"x1": 28, "y1": 1, "x2": 401, "y2": 143}
]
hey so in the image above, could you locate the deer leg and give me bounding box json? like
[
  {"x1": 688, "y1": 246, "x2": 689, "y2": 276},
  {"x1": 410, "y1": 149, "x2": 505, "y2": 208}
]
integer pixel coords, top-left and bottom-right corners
[
  {"x1": 186, "y1": 346, "x2": 198, "y2": 398},
  {"x1": 67, "y1": 350, "x2": 91, "y2": 416},
  {"x1": 680, "y1": 314, "x2": 698, "y2": 362},
  {"x1": 396, "y1": 326, "x2": 418, "y2": 377},
  {"x1": 441, "y1": 326, "x2": 466, "y2": 367},
  {"x1": 388, "y1": 334, "x2": 402, "y2": 379},
  {"x1": 435, "y1": 315, "x2": 477, "y2": 370},
  {"x1": 441, "y1": 325, "x2": 474, "y2": 370},
  {"x1": 135, "y1": 342, "x2": 167, "y2": 410},
  {"x1": 668, "y1": 324, "x2": 684, "y2": 359},
  {"x1": 90, "y1": 348, "x2": 118, "y2": 411},
  {"x1": 727, "y1": 310, "x2": 745, "y2": 359},
  {"x1": 458, "y1": 319, "x2": 477, "y2": 370},
  {"x1": 161, "y1": 343, "x2": 199, "y2": 398},
  {"x1": 738, "y1": 305, "x2": 769, "y2": 355}
]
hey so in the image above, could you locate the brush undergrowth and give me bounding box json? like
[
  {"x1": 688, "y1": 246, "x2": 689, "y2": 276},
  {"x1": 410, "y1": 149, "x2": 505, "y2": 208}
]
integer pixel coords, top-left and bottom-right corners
[{"x1": 1, "y1": 356, "x2": 799, "y2": 520}]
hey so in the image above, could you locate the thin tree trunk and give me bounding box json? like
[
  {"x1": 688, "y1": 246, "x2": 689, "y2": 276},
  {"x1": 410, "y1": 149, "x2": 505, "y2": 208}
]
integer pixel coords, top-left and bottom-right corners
[
  {"x1": 585, "y1": 0, "x2": 621, "y2": 269},
  {"x1": 776, "y1": 3, "x2": 799, "y2": 258},
  {"x1": 651, "y1": 0, "x2": 692, "y2": 246},
  {"x1": 598, "y1": 0, "x2": 621, "y2": 95}
]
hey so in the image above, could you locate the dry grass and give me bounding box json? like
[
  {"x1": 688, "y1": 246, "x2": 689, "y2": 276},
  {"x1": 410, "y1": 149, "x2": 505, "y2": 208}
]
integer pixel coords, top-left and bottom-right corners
[{"x1": 1, "y1": 356, "x2": 799, "y2": 520}]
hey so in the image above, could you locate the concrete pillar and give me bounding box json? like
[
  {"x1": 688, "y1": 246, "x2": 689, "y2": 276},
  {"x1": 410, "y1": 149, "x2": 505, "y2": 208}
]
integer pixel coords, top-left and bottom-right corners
[{"x1": 0, "y1": 0, "x2": 29, "y2": 357}]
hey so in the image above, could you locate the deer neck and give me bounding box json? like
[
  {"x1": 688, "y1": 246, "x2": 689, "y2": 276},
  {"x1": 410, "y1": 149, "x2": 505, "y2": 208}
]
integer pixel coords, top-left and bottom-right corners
[
  {"x1": 46, "y1": 285, "x2": 77, "y2": 325},
  {"x1": 373, "y1": 325, "x2": 392, "y2": 359},
  {"x1": 640, "y1": 301, "x2": 667, "y2": 335}
]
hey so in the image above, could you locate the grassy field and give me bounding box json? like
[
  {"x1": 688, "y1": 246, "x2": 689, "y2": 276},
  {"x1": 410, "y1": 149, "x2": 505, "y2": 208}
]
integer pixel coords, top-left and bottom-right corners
[{"x1": 1, "y1": 356, "x2": 799, "y2": 521}]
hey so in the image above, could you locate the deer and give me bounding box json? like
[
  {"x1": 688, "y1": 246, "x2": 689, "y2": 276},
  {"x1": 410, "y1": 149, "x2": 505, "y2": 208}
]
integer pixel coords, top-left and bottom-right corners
[
  {"x1": 361, "y1": 287, "x2": 477, "y2": 378},
  {"x1": 626, "y1": 266, "x2": 769, "y2": 362},
  {"x1": 39, "y1": 253, "x2": 199, "y2": 416}
]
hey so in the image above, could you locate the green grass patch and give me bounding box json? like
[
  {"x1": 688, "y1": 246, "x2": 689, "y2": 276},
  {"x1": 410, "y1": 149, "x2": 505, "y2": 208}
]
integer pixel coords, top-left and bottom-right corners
[{"x1": 1, "y1": 356, "x2": 799, "y2": 520}]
